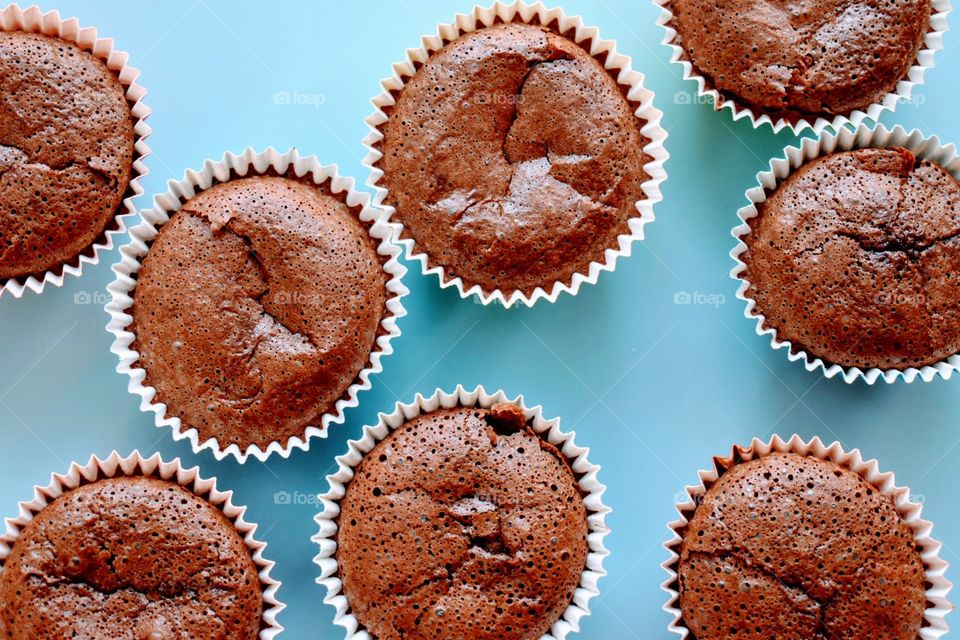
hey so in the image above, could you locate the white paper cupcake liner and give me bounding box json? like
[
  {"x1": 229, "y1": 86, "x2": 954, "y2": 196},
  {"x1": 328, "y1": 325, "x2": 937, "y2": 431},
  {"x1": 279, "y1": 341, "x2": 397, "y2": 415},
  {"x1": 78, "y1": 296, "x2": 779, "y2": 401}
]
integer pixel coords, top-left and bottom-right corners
[
  {"x1": 662, "y1": 434, "x2": 952, "y2": 639},
  {"x1": 0, "y1": 3, "x2": 151, "y2": 299},
  {"x1": 731, "y1": 124, "x2": 960, "y2": 384},
  {"x1": 655, "y1": 0, "x2": 951, "y2": 134},
  {"x1": 0, "y1": 450, "x2": 284, "y2": 638},
  {"x1": 362, "y1": 0, "x2": 670, "y2": 308},
  {"x1": 312, "y1": 385, "x2": 611, "y2": 640},
  {"x1": 105, "y1": 148, "x2": 408, "y2": 463}
]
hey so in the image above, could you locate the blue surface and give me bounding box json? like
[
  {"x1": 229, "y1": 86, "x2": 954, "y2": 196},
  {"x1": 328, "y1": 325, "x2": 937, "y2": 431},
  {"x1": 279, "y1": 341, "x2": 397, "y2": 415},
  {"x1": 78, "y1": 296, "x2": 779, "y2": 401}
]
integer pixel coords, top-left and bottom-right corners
[{"x1": 0, "y1": 1, "x2": 958, "y2": 638}]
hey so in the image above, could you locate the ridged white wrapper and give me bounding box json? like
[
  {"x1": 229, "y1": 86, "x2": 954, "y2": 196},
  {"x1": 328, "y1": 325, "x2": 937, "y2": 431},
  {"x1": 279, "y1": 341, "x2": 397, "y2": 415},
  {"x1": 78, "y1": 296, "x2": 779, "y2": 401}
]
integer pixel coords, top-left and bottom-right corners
[
  {"x1": 662, "y1": 434, "x2": 952, "y2": 639},
  {"x1": 655, "y1": 0, "x2": 951, "y2": 134},
  {"x1": 313, "y1": 385, "x2": 611, "y2": 640},
  {"x1": 0, "y1": 4, "x2": 151, "y2": 298},
  {"x1": 731, "y1": 124, "x2": 960, "y2": 384},
  {"x1": 106, "y1": 148, "x2": 408, "y2": 462},
  {"x1": 0, "y1": 450, "x2": 285, "y2": 638},
  {"x1": 363, "y1": 0, "x2": 670, "y2": 307}
]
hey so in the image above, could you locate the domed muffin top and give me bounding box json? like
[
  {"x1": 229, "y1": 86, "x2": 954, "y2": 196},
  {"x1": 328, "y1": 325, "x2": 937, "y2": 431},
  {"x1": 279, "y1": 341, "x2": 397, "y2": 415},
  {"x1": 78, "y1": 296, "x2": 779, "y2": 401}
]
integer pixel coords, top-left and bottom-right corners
[
  {"x1": 669, "y1": 0, "x2": 931, "y2": 120},
  {"x1": 337, "y1": 403, "x2": 589, "y2": 640},
  {"x1": 0, "y1": 476, "x2": 263, "y2": 639},
  {"x1": 679, "y1": 452, "x2": 927, "y2": 640},
  {"x1": 743, "y1": 147, "x2": 960, "y2": 370},
  {"x1": 379, "y1": 23, "x2": 650, "y2": 297},
  {"x1": 0, "y1": 31, "x2": 134, "y2": 279},
  {"x1": 132, "y1": 175, "x2": 387, "y2": 451}
]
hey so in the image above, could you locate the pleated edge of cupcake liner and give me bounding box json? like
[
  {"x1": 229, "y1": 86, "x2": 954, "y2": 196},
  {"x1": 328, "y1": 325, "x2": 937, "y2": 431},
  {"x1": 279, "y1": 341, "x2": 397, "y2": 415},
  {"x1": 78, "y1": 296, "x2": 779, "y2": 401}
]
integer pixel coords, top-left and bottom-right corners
[
  {"x1": 660, "y1": 433, "x2": 953, "y2": 640},
  {"x1": 0, "y1": 449, "x2": 285, "y2": 639},
  {"x1": 360, "y1": 0, "x2": 670, "y2": 309},
  {"x1": 653, "y1": 0, "x2": 952, "y2": 135},
  {"x1": 729, "y1": 122, "x2": 960, "y2": 384},
  {"x1": 0, "y1": 3, "x2": 152, "y2": 299},
  {"x1": 104, "y1": 147, "x2": 409, "y2": 463},
  {"x1": 311, "y1": 384, "x2": 612, "y2": 640}
]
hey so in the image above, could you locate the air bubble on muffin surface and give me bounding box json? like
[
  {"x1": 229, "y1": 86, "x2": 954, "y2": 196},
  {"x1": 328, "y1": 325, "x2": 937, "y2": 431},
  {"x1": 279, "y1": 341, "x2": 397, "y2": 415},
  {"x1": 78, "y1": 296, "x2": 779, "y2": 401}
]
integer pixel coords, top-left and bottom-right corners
[
  {"x1": 0, "y1": 476, "x2": 263, "y2": 640},
  {"x1": 678, "y1": 452, "x2": 927, "y2": 640},
  {"x1": 669, "y1": 0, "x2": 932, "y2": 120},
  {"x1": 0, "y1": 31, "x2": 134, "y2": 279},
  {"x1": 743, "y1": 147, "x2": 960, "y2": 370},
  {"x1": 380, "y1": 23, "x2": 652, "y2": 296},
  {"x1": 336, "y1": 404, "x2": 589, "y2": 640},
  {"x1": 131, "y1": 176, "x2": 387, "y2": 450}
]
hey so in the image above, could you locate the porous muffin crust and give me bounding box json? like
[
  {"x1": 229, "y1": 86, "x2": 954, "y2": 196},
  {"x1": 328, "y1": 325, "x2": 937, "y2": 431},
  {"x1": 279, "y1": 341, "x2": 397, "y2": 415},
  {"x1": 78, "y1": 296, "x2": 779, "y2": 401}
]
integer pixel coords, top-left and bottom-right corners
[
  {"x1": 379, "y1": 23, "x2": 651, "y2": 296},
  {"x1": 0, "y1": 31, "x2": 134, "y2": 279},
  {"x1": 336, "y1": 404, "x2": 589, "y2": 640},
  {"x1": 743, "y1": 147, "x2": 960, "y2": 370},
  {"x1": 668, "y1": 0, "x2": 931, "y2": 121},
  {"x1": 132, "y1": 175, "x2": 387, "y2": 450},
  {"x1": 0, "y1": 476, "x2": 263, "y2": 640},
  {"x1": 678, "y1": 452, "x2": 927, "y2": 640}
]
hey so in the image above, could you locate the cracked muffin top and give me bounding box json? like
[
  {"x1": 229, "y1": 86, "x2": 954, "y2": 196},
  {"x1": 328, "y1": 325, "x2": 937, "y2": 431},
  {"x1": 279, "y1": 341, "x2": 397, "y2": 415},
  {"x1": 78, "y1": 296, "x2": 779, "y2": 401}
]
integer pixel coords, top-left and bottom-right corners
[
  {"x1": 668, "y1": 0, "x2": 931, "y2": 121},
  {"x1": 378, "y1": 23, "x2": 651, "y2": 297},
  {"x1": 337, "y1": 403, "x2": 589, "y2": 640},
  {"x1": 0, "y1": 31, "x2": 134, "y2": 280},
  {"x1": 742, "y1": 147, "x2": 960, "y2": 370},
  {"x1": 132, "y1": 175, "x2": 387, "y2": 451},
  {"x1": 678, "y1": 452, "x2": 926, "y2": 640},
  {"x1": 0, "y1": 476, "x2": 263, "y2": 640}
]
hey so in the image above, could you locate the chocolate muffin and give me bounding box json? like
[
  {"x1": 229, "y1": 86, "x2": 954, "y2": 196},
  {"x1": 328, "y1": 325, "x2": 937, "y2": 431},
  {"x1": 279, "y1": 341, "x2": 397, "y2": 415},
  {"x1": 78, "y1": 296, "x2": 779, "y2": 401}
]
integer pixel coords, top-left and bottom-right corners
[
  {"x1": 336, "y1": 403, "x2": 589, "y2": 639},
  {"x1": 132, "y1": 175, "x2": 387, "y2": 450},
  {"x1": 742, "y1": 147, "x2": 960, "y2": 370},
  {"x1": 668, "y1": 0, "x2": 931, "y2": 121},
  {"x1": 0, "y1": 476, "x2": 262, "y2": 639},
  {"x1": 378, "y1": 23, "x2": 651, "y2": 296},
  {"x1": 678, "y1": 452, "x2": 927, "y2": 639},
  {"x1": 0, "y1": 31, "x2": 134, "y2": 280}
]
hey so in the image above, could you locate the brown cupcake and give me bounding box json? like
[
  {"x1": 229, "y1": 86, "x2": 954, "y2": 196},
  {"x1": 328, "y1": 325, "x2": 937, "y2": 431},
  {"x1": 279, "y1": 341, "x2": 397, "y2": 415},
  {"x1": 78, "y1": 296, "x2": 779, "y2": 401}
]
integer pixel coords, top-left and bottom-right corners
[
  {"x1": 378, "y1": 22, "x2": 651, "y2": 297},
  {"x1": 678, "y1": 452, "x2": 927, "y2": 639},
  {"x1": 0, "y1": 31, "x2": 134, "y2": 280},
  {"x1": 336, "y1": 403, "x2": 589, "y2": 640},
  {"x1": 667, "y1": 0, "x2": 931, "y2": 122},
  {"x1": 0, "y1": 476, "x2": 262, "y2": 639},
  {"x1": 742, "y1": 147, "x2": 960, "y2": 370},
  {"x1": 131, "y1": 175, "x2": 387, "y2": 451}
]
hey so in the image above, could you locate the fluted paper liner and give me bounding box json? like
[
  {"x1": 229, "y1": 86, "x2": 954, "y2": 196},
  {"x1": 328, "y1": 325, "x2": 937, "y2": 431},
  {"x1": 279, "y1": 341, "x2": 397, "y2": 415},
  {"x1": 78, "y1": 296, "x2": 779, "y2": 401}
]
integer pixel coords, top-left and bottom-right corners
[
  {"x1": 0, "y1": 3, "x2": 151, "y2": 298},
  {"x1": 0, "y1": 450, "x2": 284, "y2": 638},
  {"x1": 106, "y1": 148, "x2": 408, "y2": 462},
  {"x1": 363, "y1": 0, "x2": 670, "y2": 307},
  {"x1": 662, "y1": 434, "x2": 952, "y2": 639},
  {"x1": 731, "y1": 124, "x2": 960, "y2": 384},
  {"x1": 655, "y1": 0, "x2": 951, "y2": 134},
  {"x1": 313, "y1": 385, "x2": 611, "y2": 640}
]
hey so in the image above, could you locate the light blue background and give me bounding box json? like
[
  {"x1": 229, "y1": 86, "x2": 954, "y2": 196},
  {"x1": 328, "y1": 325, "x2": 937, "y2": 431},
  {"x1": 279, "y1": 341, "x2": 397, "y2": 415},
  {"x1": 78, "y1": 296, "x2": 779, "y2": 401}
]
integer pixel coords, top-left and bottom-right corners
[{"x1": 0, "y1": 1, "x2": 958, "y2": 637}]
